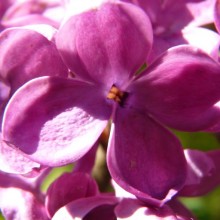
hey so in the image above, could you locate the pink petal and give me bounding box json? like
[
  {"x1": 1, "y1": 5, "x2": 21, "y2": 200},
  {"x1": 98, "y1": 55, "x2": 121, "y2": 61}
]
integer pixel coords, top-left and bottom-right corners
[
  {"x1": 0, "y1": 187, "x2": 48, "y2": 220},
  {"x1": 0, "y1": 139, "x2": 45, "y2": 175},
  {"x1": 182, "y1": 27, "x2": 220, "y2": 61},
  {"x1": 52, "y1": 196, "x2": 119, "y2": 220},
  {"x1": 115, "y1": 198, "x2": 179, "y2": 220},
  {"x1": 0, "y1": 27, "x2": 68, "y2": 94},
  {"x1": 0, "y1": 78, "x2": 10, "y2": 107},
  {"x1": 168, "y1": 199, "x2": 195, "y2": 220},
  {"x1": 124, "y1": 0, "x2": 214, "y2": 32},
  {"x1": 2, "y1": 14, "x2": 59, "y2": 28},
  {"x1": 2, "y1": 76, "x2": 111, "y2": 166},
  {"x1": 74, "y1": 142, "x2": 98, "y2": 174},
  {"x1": 148, "y1": 27, "x2": 220, "y2": 63},
  {"x1": 179, "y1": 149, "x2": 220, "y2": 196},
  {"x1": 129, "y1": 45, "x2": 220, "y2": 131},
  {"x1": 214, "y1": 0, "x2": 220, "y2": 33},
  {"x1": 107, "y1": 107, "x2": 187, "y2": 206},
  {"x1": 56, "y1": 1, "x2": 153, "y2": 87},
  {"x1": 46, "y1": 172, "x2": 99, "y2": 218}
]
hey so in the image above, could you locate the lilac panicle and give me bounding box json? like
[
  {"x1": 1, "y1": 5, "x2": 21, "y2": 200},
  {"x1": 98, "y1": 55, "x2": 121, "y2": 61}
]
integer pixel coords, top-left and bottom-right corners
[{"x1": 2, "y1": 1, "x2": 220, "y2": 205}]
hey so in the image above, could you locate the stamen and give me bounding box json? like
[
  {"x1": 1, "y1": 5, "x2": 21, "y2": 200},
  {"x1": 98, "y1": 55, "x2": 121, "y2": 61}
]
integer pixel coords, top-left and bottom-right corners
[{"x1": 107, "y1": 85, "x2": 128, "y2": 105}]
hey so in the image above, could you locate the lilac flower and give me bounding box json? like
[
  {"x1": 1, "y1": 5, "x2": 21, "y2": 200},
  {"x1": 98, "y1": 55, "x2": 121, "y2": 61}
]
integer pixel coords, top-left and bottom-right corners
[
  {"x1": 123, "y1": 0, "x2": 220, "y2": 62},
  {"x1": 0, "y1": 170, "x2": 49, "y2": 220},
  {"x1": 0, "y1": 0, "x2": 11, "y2": 20},
  {"x1": 178, "y1": 149, "x2": 220, "y2": 197},
  {"x1": 0, "y1": 0, "x2": 66, "y2": 29},
  {"x1": 0, "y1": 24, "x2": 67, "y2": 105},
  {"x1": 49, "y1": 148, "x2": 220, "y2": 219},
  {"x1": 45, "y1": 171, "x2": 99, "y2": 218},
  {"x1": 0, "y1": 24, "x2": 68, "y2": 174},
  {"x1": 50, "y1": 173, "x2": 194, "y2": 220},
  {"x1": 2, "y1": 1, "x2": 220, "y2": 205}
]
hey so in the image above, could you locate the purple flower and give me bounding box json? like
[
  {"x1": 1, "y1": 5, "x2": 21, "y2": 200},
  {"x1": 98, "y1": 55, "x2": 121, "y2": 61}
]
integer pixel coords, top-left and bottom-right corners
[
  {"x1": 45, "y1": 171, "x2": 99, "y2": 218},
  {"x1": 0, "y1": 24, "x2": 68, "y2": 174},
  {"x1": 0, "y1": 170, "x2": 50, "y2": 220},
  {"x1": 1, "y1": 0, "x2": 64, "y2": 29},
  {"x1": 50, "y1": 173, "x2": 194, "y2": 220},
  {"x1": 123, "y1": 0, "x2": 220, "y2": 62},
  {"x1": 214, "y1": 0, "x2": 220, "y2": 30},
  {"x1": 2, "y1": 1, "x2": 220, "y2": 205},
  {"x1": 178, "y1": 149, "x2": 220, "y2": 197}
]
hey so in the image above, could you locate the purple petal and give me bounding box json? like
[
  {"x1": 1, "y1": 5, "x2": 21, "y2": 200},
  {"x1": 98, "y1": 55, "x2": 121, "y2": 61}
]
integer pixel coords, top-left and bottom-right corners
[
  {"x1": 182, "y1": 27, "x2": 220, "y2": 61},
  {"x1": 0, "y1": 78, "x2": 10, "y2": 107},
  {"x1": 0, "y1": 187, "x2": 48, "y2": 220},
  {"x1": 168, "y1": 199, "x2": 195, "y2": 220},
  {"x1": 2, "y1": 76, "x2": 111, "y2": 166},
  {"x1": 74, "y1": 142, "x2": 98, "y2": 174},
  {"x1": 185, "y1": 0, "x2": 215, "y2": 27},
  {"x1": 56, "y1": 1, "x2": 153, "y2": 87},
  {"x1": 128, "y1": 45, "x2": 220, "y2": 132},
  {"x1": 107, "y1": 107, "x2": 187, "y2": 206},
  {"x1": 179, "y1": 149, "x2": 220, "y2": 196},
  {"x1": 0, "y1": 27, "x2": 68, "y2": 94},
  {"x1": 52, "y1": 196, "x2": 118, "y2": 220},
  {"x1": 124, "y1": 0, "x2": 214, "y2": 32},
  {"x1": 115, "y1": 198, "x2": 179, "y2": 219},
  {"x1": 0, "y1": 171, "x2": 49, "y2": 220},
  {"x1": 2, "y1": 14, "x2": 59, "y2": 28},
  {"x1": 214, "y1": 0, "x2": 220, "y2": 33},
  {"x1": 0, "y1": 0, "x2": 11, "y2": 20},
  {"x1": 0, "y1": 139, "x2": 42, "y2": 175},
  {"x1": 46, "y1": 172, "x2": 99, "y2": 218},
  {"x1": 148, "y1": 27, "x2": 220, "y2": 63}
]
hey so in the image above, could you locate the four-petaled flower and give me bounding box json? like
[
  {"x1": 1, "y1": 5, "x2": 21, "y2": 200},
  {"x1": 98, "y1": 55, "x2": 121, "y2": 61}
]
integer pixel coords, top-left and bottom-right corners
[{"x1": 2, "y1": 1, "x2": 220, "y2": 206}]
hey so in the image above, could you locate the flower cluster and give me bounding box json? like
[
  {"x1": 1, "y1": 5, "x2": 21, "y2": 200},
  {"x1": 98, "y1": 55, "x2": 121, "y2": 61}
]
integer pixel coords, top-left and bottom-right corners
[{"x1": 1, "y1": 0, "x2": 220, "y2": 219}]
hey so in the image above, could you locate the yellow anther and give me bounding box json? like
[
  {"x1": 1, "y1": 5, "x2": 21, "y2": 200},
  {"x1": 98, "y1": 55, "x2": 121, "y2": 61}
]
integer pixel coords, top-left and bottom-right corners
[{"x1": 107, "y1": 85, "x2": 125, "y2": 103}]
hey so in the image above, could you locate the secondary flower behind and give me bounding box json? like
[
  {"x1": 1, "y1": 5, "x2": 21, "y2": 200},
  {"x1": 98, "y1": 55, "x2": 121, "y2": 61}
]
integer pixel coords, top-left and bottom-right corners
[{"x1": 2, "y1": 1, "x2": 220, "y2": 206}]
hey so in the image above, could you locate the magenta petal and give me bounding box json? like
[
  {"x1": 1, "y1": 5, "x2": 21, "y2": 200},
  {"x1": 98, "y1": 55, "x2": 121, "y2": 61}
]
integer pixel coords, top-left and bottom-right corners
[
  {"x1": 129, "y1": 45, "x2": 220, "y2": 131},
  {"x1": 0, "y1": 27, "x2": 68, "y2": 94},
  {"x1": 125, "y1": 0, "x2": 214, "y2": 32},
  {"x1": 0, "y1": 140, "x2": 41, "y2": 175},
  {"x1": 56, "y1": 1, "x2": 153, "y2": 87},
  {"x1": 182, "y1": 27, "x2": 220, "y2": 61},
  {"x1": 2, "y1": 76, "x2": 111, "y2": 166},
  {"x1": 215, "y1": 0, "x2": 220, "y2": 33},
  {"x1": 0, "y1": 78, "x2": 10, "y2": 107},
  {"x1": 168, "y1": 199, "x2": 195, "y2": 220},
  {"x1": 46, "y1": 172, "x2": 99, "y2": 218},
  {"x1": 148, "y1": 27, "x2": 220, "y2": 63},
  {"x1": 52, "y1": 196, "x2": 118, "y2": 220},
  {"x1": 74, "y1": 142, "x2": 98, "y2": 174},
  {"x1": 2, "y1": 14, "x2": 59, "y2": 28},
  {"x1": 107, "y1": 107, "x2": 187, "y2": 206},
  {"x1": 0, "y1": 187, "x2": 48, "y2": 220},
  {"x1": 115, "y1": 198, "x2": 179, "y2": 219},
  {"x1": 179, "y1": 149, "x2": 220, "y2": 197},
  {"x1": 0, "y1": 170, "x2": 48, "y2": 220}
]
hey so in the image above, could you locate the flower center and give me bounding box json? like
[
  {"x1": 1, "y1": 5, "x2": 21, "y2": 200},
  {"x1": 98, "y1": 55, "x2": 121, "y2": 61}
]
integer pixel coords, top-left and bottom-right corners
[{"x1": 107, "y1": 85, "x2": 128, "y2": 106}]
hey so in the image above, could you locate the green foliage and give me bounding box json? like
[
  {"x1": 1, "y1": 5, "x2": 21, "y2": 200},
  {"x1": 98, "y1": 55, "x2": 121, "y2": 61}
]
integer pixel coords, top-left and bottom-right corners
[
  {"x1": 41, "y1": 164, "x2": 73, "y2": 192},
  {"x1": 174, "y1": 131, "x2": 219, "y2": 151}
]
